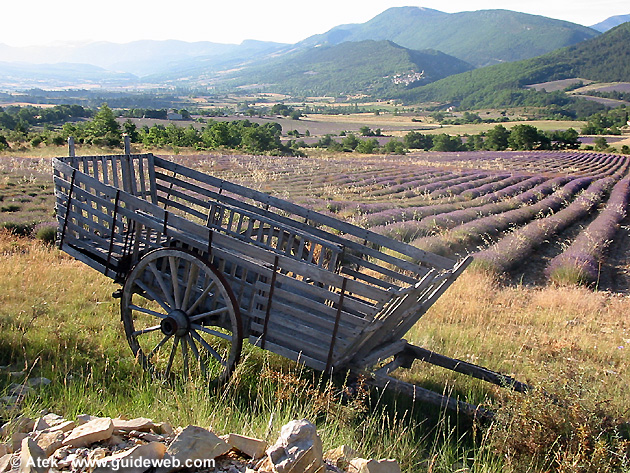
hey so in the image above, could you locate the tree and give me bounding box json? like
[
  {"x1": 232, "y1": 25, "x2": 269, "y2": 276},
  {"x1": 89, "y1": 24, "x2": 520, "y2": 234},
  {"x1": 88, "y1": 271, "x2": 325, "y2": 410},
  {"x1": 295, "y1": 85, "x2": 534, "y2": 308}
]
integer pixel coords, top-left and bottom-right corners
[
  {"x1": 508, "y1": 124, "x2": 546, "y2": 150},
  {"x1": 341, "y1": 134, "x2": 360, "y2": 151},
  {"x1": 87, "y1": 104, "x2": 121, "y2": 146},
  {"x1": 485, "y1": 125, "x2": 509, "y2": 151},
  {"x1": 431, "y1": 134, "x2": 463, "y2": 152},
  {"x1": 122, "y1": 120, "x2": 140, "y2": 142},
  {"x1": 355, "y1": 138, "x2": 379, "y2": 154},
  {"x1": 383, "y1": 139, "x2": 406, "y2": 155},
  {"x1": 359, "y1": 126, "x2": 373, "y2": 136},
  {"x1": 594, "y1": 136, "x2": 609, "y2": 151},
  {"x1": 404, "y1": 131, "x2": 433, "y2": 150}
]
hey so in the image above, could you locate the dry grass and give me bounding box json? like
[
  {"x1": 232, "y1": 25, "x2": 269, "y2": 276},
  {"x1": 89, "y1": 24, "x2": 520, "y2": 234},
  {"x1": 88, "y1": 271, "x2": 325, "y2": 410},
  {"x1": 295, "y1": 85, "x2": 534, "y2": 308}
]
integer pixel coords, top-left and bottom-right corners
[{"x1": 403, "y1": 269, "x2": 629, "y2": 414}]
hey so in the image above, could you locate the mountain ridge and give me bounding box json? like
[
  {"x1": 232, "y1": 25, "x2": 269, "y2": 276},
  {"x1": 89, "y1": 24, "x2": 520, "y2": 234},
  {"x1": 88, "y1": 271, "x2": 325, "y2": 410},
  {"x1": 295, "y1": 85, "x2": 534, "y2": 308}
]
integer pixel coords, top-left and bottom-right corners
[{"x1": 298, "y1": 7, "x2": 600, "y2": 67}]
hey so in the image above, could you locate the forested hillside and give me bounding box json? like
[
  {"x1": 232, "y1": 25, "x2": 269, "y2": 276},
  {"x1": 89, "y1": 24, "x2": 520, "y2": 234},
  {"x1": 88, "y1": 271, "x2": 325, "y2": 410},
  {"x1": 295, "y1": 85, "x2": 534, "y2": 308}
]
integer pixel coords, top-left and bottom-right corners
[
  {"x1": 220, "y1": 40, "x2": 472, "y2": 96},
  {"x1": 397, "y1": 22, "x2": 630, "y2": 109}
]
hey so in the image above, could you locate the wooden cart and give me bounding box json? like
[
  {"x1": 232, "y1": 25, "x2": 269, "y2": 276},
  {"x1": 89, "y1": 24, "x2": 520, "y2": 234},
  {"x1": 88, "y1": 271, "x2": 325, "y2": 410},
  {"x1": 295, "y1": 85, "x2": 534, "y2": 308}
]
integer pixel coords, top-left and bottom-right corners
[{"x1": 54, "y1": 153, "x2": 528, "y2": 417}]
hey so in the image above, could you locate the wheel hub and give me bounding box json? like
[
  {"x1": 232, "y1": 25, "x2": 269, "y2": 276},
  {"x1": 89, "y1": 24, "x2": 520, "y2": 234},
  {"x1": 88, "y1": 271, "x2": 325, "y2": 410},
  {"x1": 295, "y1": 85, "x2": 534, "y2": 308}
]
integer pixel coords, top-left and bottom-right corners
[{"x1": 161, "y1": 309, "x2": 190, "y2": 337}]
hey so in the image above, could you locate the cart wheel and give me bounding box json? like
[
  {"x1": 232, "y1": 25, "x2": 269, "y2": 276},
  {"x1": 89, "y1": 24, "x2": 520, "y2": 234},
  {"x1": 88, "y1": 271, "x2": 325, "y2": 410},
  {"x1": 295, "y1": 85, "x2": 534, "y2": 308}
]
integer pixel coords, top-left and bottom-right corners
[{"x1": 121, "y1": 248, "x2": 242, "y2": 386}]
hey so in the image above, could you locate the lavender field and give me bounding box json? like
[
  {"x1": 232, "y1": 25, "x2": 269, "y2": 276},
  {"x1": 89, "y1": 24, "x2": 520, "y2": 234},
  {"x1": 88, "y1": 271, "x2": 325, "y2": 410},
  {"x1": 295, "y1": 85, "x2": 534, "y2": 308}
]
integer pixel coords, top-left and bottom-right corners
[{"x1": 169, "y1": 150, "x2": 630, "y2": 290}]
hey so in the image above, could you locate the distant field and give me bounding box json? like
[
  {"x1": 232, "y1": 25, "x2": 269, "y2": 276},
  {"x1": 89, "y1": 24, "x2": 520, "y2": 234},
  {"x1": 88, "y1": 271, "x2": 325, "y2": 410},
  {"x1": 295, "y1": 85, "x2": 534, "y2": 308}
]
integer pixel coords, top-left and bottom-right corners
[
  {"x1": 526, "y1": 78, "x2": 593, "y2": 92},
  {"x1": 418, "y1": 120, "x2": 587, "y2": 136}
]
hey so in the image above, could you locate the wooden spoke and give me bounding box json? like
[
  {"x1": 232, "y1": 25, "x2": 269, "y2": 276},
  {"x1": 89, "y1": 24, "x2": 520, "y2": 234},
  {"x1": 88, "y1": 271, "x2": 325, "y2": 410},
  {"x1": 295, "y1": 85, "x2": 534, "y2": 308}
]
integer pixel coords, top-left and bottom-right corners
[
  {"x1": 148, "y1": 262, "x2": 176, "y2": 309},
  {"x1": 188, "y1": 306, "x2": 229, "y2": 322},
  {"x1": 191, "y1": 324, "x2": 233, "y2": 342},
  {"x1": 186, "y1": 280, "x2": 216, "y2": 314},
  {"x1": 187, "y1": 336, "x2": 207, "y2": 376},
  {"x1": 132, "y1": 324, "x2": 162, "y2": 337},
  {"x1": 191, "y1": 330, "x2": 226, "y2": 367},
  {"x1": 181, "y1": 262, "x2": 200, "y2": 313},
  {"x1": 164, "y1": 336, "x2": 179, "y2": 379},
  {"x1": 182, "y1": 335, "x2": 190, "y2": 380},
  {"x1": 148, "y1": 335, "x2": 171, "y2": 360},
  {"x1": 169, "y1": 256, "x2": 182, "y2": 309},
  {"x1": 133, "y1": 279, "x2": 171, "y2": 313},
  {"x1": 128, "y1": 304, "x2": 167, "y2": 319}
]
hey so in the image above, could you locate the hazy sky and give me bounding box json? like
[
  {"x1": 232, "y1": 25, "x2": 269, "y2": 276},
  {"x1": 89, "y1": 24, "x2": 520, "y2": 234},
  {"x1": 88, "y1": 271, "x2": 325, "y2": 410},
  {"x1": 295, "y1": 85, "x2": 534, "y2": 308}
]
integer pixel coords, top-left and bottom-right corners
[{"x1": 2, "y1": 0, "x2": 628, "y2": 47}]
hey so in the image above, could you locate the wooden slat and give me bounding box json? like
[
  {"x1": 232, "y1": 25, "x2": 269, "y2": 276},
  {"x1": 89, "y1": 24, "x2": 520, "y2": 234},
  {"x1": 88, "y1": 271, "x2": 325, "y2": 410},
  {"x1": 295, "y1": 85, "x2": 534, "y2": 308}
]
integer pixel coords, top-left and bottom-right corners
[
  {"x1": 250, "y1": 320, "x2": 341, "y2": 361},
  {"x1": 342, "y1": 253, "x2": 424, "y2": 284},
  {"x1": 249, "y1": 337, "x2": 326, "y2": 372},
  {"x1": 252, "y1": 287, "x2": 366, "y2": 336}
]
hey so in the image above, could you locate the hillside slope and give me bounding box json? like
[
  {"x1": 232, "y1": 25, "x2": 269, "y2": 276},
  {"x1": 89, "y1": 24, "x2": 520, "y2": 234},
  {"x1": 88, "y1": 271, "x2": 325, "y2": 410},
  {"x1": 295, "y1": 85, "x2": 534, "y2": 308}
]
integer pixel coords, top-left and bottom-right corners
[
  {"x1": 300, "y1": 7, "x2": 599, "y2": 67},
  {"x1": 206, "y1": 40, "x2": 473, "y2": 96},
  {"x1": 397, "y1": 22, "x2": 630, "y2": 108}
]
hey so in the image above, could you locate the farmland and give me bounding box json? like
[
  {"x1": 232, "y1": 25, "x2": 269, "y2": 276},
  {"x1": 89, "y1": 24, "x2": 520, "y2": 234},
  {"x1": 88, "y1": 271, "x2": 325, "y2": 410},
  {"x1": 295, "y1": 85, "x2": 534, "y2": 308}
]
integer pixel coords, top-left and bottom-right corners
[{"x1": 1, "y1": 148, "x2": 629, "y2": 472}]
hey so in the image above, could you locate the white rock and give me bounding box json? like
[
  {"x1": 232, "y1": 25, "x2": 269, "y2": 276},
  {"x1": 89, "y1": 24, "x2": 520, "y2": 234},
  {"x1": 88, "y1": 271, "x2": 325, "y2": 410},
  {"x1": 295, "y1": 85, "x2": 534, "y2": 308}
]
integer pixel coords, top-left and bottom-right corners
[
  {"x1": 62, "y1": 418, "x2": 114, "y2": 448},
  {"x1": 7, "y1": 384, "x2": 33, "y2": 398},
  {"x1": 226, "y1": 433, "x2": 267, "y2": 460},
  {"x1": 0, "y1": 416, "x2": 34, "y2": 437},
  {"x1": 26, "y1": 378, "x2": 51, "y2": 389},
  {"x1": 112, "y1": 417, "x2": 154, "y2": 433},
  {"x1": 18, "y1": 438, "x2": 47, "y2": 473},
  {"x1": 0, "y1": 454, "x2": 14, "y2": 473},
  {"x1": 155, "y1": 425, "x2": 230, "y2": 473},
  {"x1": 46, "y1": 420, "x2": 75, "y2": 434},
  {"x1": 33, "y1": 414, "x2": 64, "y2": 432},
  {"x1": 264, "y1": 419, "x2": 324, "y2": 473},
  {"x1": 76, "y1": 414, "x2": 100, "y2": 426},
  {"x1": 324, "y1": 445, "x2": 358, "y2": 470},
  {"x1": 152, "y1": 422, "x2": 174, "y2": 436},
  {"x1": 348, "y1": 458, "x2": 401, "y2": 473},
  {"x1": 93, "y1": 442, "x2": 167, "y2": 473},
  {"x1": 34, "y1": 431, "x2": 65, "y2": 457},
  {"x1": 11, "y1": 433, "x2": 28, "y2": 453}
]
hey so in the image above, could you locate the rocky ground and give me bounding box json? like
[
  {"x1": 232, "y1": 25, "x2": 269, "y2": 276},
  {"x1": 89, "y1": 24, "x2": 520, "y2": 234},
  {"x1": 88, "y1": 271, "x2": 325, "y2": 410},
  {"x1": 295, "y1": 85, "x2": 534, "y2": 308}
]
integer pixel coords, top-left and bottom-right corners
[{"x1": 0, "y1": 412, "x2": 400, "y2": 473}]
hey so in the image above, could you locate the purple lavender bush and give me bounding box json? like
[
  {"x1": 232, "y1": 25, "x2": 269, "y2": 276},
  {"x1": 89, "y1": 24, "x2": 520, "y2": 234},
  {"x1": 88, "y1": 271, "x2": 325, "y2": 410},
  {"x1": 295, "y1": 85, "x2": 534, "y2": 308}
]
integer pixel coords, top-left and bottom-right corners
[{"x1": 546, "y1": 176, "x2": 630, "y2": 286}]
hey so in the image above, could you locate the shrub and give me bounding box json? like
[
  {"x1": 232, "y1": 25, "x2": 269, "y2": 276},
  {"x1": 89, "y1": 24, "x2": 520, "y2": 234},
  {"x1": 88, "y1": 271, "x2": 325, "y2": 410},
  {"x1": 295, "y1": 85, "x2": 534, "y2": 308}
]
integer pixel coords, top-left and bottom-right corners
[
  {"x1": 0, "y1": 222, "x2": 34, "y2": 236},
  {"x1": 32, "y1": 222, "x2": 58, "y2": 245}
]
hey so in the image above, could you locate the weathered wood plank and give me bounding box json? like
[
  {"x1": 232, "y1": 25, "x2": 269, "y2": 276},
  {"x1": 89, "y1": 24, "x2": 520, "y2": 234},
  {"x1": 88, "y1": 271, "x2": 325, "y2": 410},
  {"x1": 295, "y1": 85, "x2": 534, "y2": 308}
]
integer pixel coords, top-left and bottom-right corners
[
  {"x1": 401, "y1": 343, "x2": 531, "y2": 393},
  {"x1": 366, "y1": 374, "x2": 490, "y2": 419},
  {"x1": 248, "y1": 337, "x2": 327, "y2": 372}
]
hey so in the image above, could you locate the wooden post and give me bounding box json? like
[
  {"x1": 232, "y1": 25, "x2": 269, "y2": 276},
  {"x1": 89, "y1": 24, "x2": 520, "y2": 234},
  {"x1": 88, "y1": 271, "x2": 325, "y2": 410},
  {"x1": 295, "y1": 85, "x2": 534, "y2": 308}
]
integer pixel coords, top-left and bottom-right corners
[
  {"x1": 123, "y1": 134, "x2": 131, "y2": 155},
  {"x1": 68, "y1": 136, "x2": 75, "y2": 157}
]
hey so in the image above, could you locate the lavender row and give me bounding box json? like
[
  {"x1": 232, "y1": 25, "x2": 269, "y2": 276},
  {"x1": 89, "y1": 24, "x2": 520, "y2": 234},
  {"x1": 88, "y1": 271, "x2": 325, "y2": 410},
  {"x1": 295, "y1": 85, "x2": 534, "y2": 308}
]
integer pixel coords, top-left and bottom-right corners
[
  {"x1": 546, "y1": 176, "x2": 630, "y2": 285},
  {"x1": 367, "y1": 175, "x2": 561, "y2": 234},
  {"x1": 390, "y1": 176, "x2": 572, "y2": 245},
  {"x1": 472, "y1": 176, "x2": 617, "y2": 274},
  {"x1": 410, "y1": 177, "x2": 589, "y2": 258},
  {"x1": 427, "y1": 173, "x2": 512, "y2": 198}
]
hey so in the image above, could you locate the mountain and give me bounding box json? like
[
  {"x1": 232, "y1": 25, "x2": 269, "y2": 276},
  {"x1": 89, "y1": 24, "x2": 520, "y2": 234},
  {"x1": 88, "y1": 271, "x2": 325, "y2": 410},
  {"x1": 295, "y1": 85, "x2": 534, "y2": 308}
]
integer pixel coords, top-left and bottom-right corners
[
  {"x1": 0, "y1": 39, "x2": 288, "y2": 76},
  {"x1": 590, "y1": 15, "x2": 630, "y2": 32},
  {"x1": 299, "y1": 7, "x2": 600, "y2": 67},
  {"x1": 0, "y1": 62, "x2": 138, "y2": 88},
  {"x1": 396, "y1": 22, "x2": 630, "y2": 109},
  {"x1": 185, "y1": 40, "x2": 473, "y2": 96}
]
